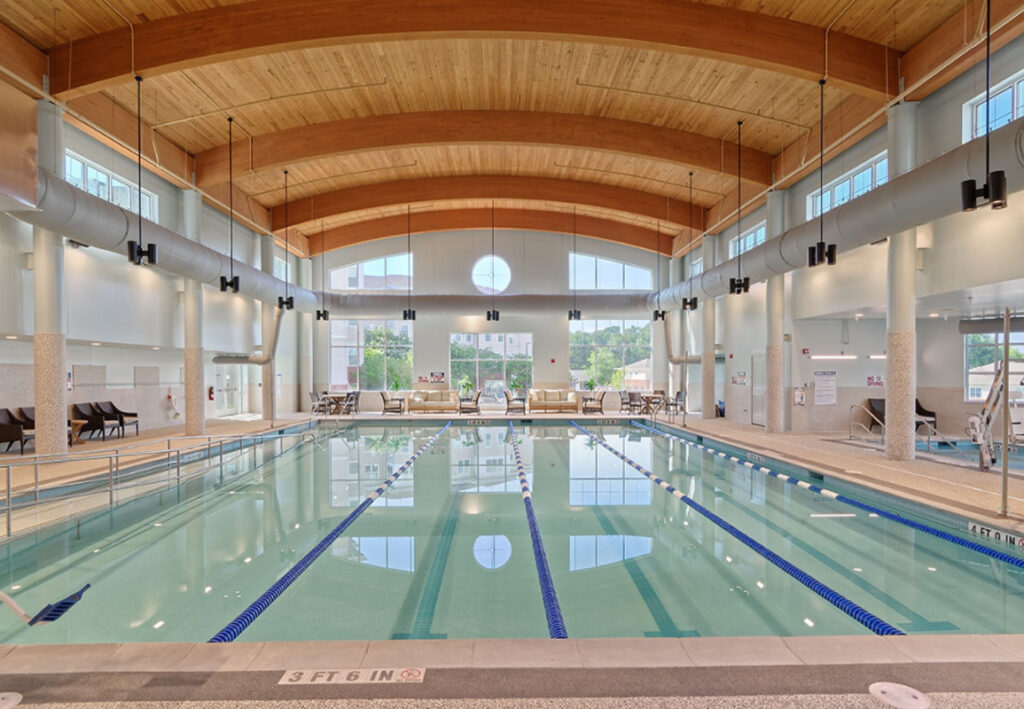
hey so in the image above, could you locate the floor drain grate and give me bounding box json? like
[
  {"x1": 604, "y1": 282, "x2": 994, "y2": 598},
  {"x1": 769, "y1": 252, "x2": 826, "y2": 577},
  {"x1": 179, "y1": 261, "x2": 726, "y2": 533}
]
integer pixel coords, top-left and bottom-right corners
[
  {"x1": 869, "y1": 682, "x2": 931, "y2": 708},
  {"x1": 0, "y1": 693, "x2": 23, "y2": 709}
]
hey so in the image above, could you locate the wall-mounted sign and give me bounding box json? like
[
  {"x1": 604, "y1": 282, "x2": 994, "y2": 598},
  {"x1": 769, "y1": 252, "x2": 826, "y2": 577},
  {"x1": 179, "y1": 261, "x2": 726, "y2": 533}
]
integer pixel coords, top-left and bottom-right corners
[
  {"x1": 867, "y1": 375, "x2": 884, "y2": 387},
  {"x1": 793, "y1": 387, "x2": 806, "y2": 406},
  {"x1": 813, "y1": 371, "x2": 837, "y2": 406}
]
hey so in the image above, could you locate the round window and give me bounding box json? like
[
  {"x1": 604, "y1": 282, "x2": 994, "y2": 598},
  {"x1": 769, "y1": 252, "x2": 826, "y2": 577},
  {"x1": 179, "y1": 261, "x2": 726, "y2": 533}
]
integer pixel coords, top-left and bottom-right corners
[
  {"x1": 472, "y1": 255, "x2": 511, "y2": 294},
  {"x1": 473, "y1": 535, "x2": 512, "y2": 569}
]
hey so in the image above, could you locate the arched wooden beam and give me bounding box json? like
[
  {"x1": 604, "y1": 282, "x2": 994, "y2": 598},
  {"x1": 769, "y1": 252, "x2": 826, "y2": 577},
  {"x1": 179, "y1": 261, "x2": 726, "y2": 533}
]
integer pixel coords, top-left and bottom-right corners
[
  {"x1": 195, "y1": 110, "x2": 773, "y2": 188},
  {"x1": 308, "y1": 207, "x2": 676, "y2": 255},
  {"x1": 48, "y1": 0, "x2": 897, "y2": 100},
  {"x1": 271, "y1": 175, "x2": 706, "y2": 233}
]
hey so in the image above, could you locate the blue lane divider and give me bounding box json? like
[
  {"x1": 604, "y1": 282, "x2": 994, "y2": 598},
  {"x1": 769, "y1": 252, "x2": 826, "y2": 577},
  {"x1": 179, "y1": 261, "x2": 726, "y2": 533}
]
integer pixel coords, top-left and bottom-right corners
[
  {"x1": 508, "y1": 422, "x2": 568, "y2": 639},
  {"x1": 571, "y1": 421, "x2": 904, "y2": 636},
  {"x1": 632, "y1": 420, "x2": 1024, "y2": 572},
  {"x1": 208, "y1": 421, "x2": 453, "y2": 643}
]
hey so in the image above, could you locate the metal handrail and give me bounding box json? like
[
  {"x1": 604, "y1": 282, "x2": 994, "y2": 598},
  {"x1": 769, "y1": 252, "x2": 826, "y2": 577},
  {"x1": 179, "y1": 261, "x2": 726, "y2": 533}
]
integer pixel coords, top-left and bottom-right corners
[
  {"x1": 2, "y1": 428, "x2": 318, "y2": 539},
  {"x1": 914, "y1": 420, "x2": 975, "y2": 463},
  {"x1": 849, "y1": 403, "x2": 884, "y2": 444}
]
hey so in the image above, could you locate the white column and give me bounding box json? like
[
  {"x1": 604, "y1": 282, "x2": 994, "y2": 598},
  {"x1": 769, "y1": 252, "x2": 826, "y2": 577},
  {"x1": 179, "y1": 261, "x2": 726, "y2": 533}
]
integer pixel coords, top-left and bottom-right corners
[
  {"x1": 297, "y1": 258, "x2": 313, "y2": 411},
  {"x1": 182, "y1": 190, "x2": 205, "y2": 435},
  {"x1": 765, "y1": 190, "x2": 786, "y2": 433},
  {"x1": 701, "y1": 236, "x2": 716, "y2": 418},
  {"x1": 33, "y1": 101, "x2": 68, "y2": 455},
  {"x1": 885, "y1": 102, "x2": 919, "y2": 460},
  {"x1": 668, "y1": 256, "x2": 684, "y2": 396},
  {"x1": 311, "y1": 255, "x2": 331, "y2": 394},
  {"x1": 261, "y1": 235, "x2": 276, "y2": 422}
]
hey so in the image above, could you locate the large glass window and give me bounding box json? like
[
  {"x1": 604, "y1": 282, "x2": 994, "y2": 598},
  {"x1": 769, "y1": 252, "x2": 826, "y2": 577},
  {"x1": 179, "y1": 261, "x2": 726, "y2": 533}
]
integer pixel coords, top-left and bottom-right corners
[
  {"x1": 806, "y1": 152, "x2": 888, "y2": 220},
  {"x1": 569, "y1": 319, "x2": 652, "y2": 390},
  {"x1": 64, "y1": 152, "x2": 158, "y2": 222},
  {"x1": 964, "y1": 333, "x2": 1024, "y2": 402},
  {"x1": 450, "y1": 332, "x2": 533, "y2": 403},
  {"x1": 727, "y1": 222, "x2": 766, "y2": 259},
  {"x1": 450, "y1": 426, "x2": 530, "y2": 493},
  {"x1": 569, "y1": 433, "x2": 652, "y2": 506},
  {"x1": 330, "y1": 320, "x2": 413, "y2": 391},
  {"x1": 569, "y1": 253, "x2": 652, "y2": 290},
  {"x1": 964, "y1": 70, "x2": 1024, "y2": 142},
  {"x1": 329, "y1": 254, "x2": 412, "y2": 291},
  {"x1": 472, "y1": 255, "x2": 511, "y2": 294}
]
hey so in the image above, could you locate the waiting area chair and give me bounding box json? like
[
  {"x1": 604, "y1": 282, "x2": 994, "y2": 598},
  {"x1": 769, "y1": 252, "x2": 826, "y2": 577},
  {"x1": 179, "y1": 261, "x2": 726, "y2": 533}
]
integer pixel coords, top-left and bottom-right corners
[
  {"x1": 504, "y1": 389, "x2": 525, "y2": 415},
  {"x1": 70, "y1": 403, "x2": 114, "y2": 440},
  {"x1": 0, "y1": 408, "x2": 33, "y2": 454},
  {"x1": 582, "y1": 391, "x2": 606, "y2": 414},
  {"x1": 94, "y1": 401, "x2": 139, "y2": 438},
  {"x1": 663, "y1": 391, "x2": 685, "y2": 415},
  {"x1": 309, "y1": 391, "x2": 329, "y2": 415},
  {"x1": 380, "y1": 391, "x2": 404, "y2": 415},
  {"x1": 867, "y1": 397, "x2": 937, "y2": 432},
  {"x1": 460, "y1": 390, "x2": 481, "y2": 415}
]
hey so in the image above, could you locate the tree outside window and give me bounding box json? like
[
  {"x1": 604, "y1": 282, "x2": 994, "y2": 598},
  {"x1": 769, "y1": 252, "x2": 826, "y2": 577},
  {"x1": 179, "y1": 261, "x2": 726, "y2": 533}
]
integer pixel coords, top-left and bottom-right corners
[
  {"x1": 330, "y1": 320, "x2": 413, "y2": 391},
  {"x1": 570, "y1": 319, "x2": 652, "y2": 390}
]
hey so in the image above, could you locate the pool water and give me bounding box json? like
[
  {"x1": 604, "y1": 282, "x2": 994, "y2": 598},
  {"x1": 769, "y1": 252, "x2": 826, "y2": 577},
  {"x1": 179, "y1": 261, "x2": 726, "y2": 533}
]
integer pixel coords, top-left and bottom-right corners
[{"x1": 3, "y1": 421, "x2": 1024, "y2": 645}]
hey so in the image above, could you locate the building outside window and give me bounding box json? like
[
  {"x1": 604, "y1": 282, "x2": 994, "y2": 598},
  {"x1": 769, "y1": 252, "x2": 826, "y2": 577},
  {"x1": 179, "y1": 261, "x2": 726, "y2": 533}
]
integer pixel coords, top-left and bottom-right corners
[
  {"x1": 329, "y1": 254, "x2": 412, "y2": 291},
  {"x1": 727, "y1": 222, "x2": 766, "y2": 259},
  {"x1": 449, "y1": 426, "x2": 532, "y2": 493},
  {"x1": 65, "y1": 152, "x2": 158, "y2": 222},
  {"x1": 329, "y1": 436, "x2": 413, "y2": 509},
  {"x1": 330, "y1": 320, "x2": 413, "y2": 391},
  {"x1": 963, "y1": 332, "x2": 1024, "y2": 402},
  {"x1": 450, "y1": 333, "x2": 533, "y2": 404},
  {"x1": 569, "y1": 319, "x2": 652, "y2": 390},
  {"x1": 568, "y1": 433, "x2": 652, "y2": 506},
  {"x1": 569, "y1": 252, "x2": 652, "y2": 290},
  {"x1": 806, "y1": 152, "x2": 888, "y2": 220},
  {"x1": 963, "y1": 68, "x2": 1024, "y2": 142}
]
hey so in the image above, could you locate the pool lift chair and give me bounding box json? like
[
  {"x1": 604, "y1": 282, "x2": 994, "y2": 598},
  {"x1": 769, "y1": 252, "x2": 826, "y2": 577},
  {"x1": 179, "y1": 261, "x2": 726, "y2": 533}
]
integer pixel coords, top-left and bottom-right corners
[{"x1": 0, "y1": 584, "x2": 91, "y2": 626}]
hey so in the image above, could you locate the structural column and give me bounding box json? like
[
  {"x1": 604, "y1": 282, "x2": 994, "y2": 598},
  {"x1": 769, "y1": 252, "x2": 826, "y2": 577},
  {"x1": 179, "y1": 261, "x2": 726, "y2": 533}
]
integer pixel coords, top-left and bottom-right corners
[
  {"x1": 182, "y1": 190, "x2": 205, "y2": 435},
  {"x1": 260, "y1": 235, "x2": 276, "y2": 422},
  {"x1": 297, "y1": 258, "x2": 313, "y2": 411},
  {"x1": 311, "y1": 254, "x2": 330, "y2": 395},
  {"x1": 885, "y1": 102, "x2": 919, "y2": 460},
  {"x1": 701, "y1": 236, "x2": 716, "y2": 418},
  {"x1": 33, "y1": 101, "x2": 68, "y2": 455},
  {"x1": 668, "y1": 256, "x2": 684, "y2": 396},
  {"x1": 765, "y1": 190, "x2": 786, "y2": 433}
]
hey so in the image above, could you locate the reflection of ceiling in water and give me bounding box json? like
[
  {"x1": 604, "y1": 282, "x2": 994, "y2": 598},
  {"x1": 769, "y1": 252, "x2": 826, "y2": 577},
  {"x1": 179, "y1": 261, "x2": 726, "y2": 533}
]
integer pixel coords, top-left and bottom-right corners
[{"x1": 569, "y1": 535, "x2": 652, "y2": 571}]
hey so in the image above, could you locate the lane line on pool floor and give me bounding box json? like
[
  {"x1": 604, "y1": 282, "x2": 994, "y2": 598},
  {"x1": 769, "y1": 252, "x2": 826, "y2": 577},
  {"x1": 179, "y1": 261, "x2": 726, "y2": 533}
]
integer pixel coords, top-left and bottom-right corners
[
  {"x1": 571, "y1": 421, "x2": 904, "y2": 636},
  {"x1": 508, "y1": 422, "x2": 568, "y2": 639},
  {"x1": 208, "y1": 421, "x2": 454, "y2": 643},
  {"x1": 632, "y1": 421, "x2": 1024, "y2": 572}
]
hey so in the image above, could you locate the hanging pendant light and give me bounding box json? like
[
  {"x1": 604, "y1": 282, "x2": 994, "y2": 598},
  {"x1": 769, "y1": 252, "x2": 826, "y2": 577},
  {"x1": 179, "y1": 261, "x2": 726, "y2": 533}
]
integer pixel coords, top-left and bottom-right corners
[
  {"x1": 485, "y1": 202, "x2": 499, "y2": 321},
  {"x1": 808, "y1": 78, "x2": 837, "y2": 267},
  {"x1": 568, "y1": 206, "x2": 581, "y2": 321},
  {"x1": 277, "y1": 170, "x2": 294, "y2": 310},
  {"x1": 315, "y1": 221, "x2": 329, "y2": 320},
  {"x1": 683, "y1": 171, "x2": 698, "y2": 310},
  {"x1": 220, "y1": 116, "x2": 240, "y2": 292},
  {"x1": 961, "y1": 0, "x2": 1008, "y2": 211},
  {"x1": 403, "y1": 205, "x2": 416, "y2": 321},
  {"x1": 729, "y1": 121, "x2": 750, "y2": 295},
  {"x1": 652, "y1": 221, "x2": 666, "y2": 320},
  {"x1": 126, "y1": 75, "x2": 157, "y2": 266}
]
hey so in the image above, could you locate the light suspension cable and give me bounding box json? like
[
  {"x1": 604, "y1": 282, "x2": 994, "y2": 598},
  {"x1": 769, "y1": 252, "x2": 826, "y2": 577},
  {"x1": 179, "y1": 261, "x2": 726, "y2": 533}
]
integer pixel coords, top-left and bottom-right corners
[
  {"x1": 315, "y1": 221, "x2": 329, "y2": 320},
  {"x1": 278, "y1": 171, "x2": 294, "y2": 310},
  {"x1": 568, "y1": 206, "x2": 580, "y2": 321},
  {"x1": 403, "y1": 205, "x2": 415, "y2": 321},
  {"x1": 729, "y1": 121, "x2": 749, "y2": 294},
  {"x1": 220, "y1": 117, "x2": 240, "y2": 292},
  {"x1": 653, "y1": 221, "x2": 666, "y2": 320},
  {"x1": 486, "y1": 202, "x2": 499, "y2": 321},
  {"x1": 126, "y1": 75, "x2": 156, "y2": 265},
  {"x1": 683, "y1": 171, "x2": 698, "y2": 310},
  {"x1": 808, "y1": 78, "x2": 837, "y2": 266}
]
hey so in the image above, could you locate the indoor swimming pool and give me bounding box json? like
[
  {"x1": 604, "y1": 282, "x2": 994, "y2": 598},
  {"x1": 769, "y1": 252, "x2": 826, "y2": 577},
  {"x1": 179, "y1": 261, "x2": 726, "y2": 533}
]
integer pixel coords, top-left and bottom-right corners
[{"x1": 2, "y1": 420, "x2": 1024, "y2": 645}]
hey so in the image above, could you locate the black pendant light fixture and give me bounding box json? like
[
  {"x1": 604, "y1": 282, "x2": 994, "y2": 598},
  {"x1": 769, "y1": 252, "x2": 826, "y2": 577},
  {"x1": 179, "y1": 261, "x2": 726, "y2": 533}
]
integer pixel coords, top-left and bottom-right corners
[
  {"x1": 403, "y1": 206, "x2": 416, "y2": 321},
  {"x1": 485, "y1": 202, "x2": 499, "y2": 322},
  {"x1": 568, "y1": 206, "x2": 581, "y2": 321},
  {"x1": 682, "y1": 171, "x2": 698, "y2": 311},
  {"x1": 126, "y1": 75, "x2": 157, "y2": 266},
  {"x1": 808, "y1": 78, "x2": 837, "y2": 267},
  {"x1": 315, "y1": 221, "x2": 329, "y2": 320},
  {"x1": 219, "y1": 117, "x2": 240, "y2": 292},
  {"x1": 652, "y1": 221, "x2": 666, "y2": 320},
  {"x1": 277, "y1": 170, "x2": 294, "y2": 310},
  {"x1": 961, "y1": 0, "x2": 1008, "y2": 211},
  {"x1": 729, "y1": 120, "x2": 750, "y2": 295}
]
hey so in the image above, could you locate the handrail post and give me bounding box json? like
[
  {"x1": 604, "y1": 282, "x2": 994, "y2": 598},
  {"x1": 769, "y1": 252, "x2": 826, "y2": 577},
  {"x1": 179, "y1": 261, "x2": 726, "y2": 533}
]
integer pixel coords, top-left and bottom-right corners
[
  {"x1": 176, "y1": 450, "x2": 182, "y2": 483},
  {"x1": 34, "y1": 458, "x2": 39, "y2": 502},
  {"x1": 5, "y1": 465, "x2": 12, "y2": 538},
  {"x1": 108, "y1": 457, "x2": 115, "y2": 508}
]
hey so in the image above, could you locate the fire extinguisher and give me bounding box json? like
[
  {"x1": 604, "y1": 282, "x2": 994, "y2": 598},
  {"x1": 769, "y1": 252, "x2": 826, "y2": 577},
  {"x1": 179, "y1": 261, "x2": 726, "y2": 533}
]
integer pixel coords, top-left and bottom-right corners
[{"x1": 208, "y1": 386, "x2": 215, "y2": 401}]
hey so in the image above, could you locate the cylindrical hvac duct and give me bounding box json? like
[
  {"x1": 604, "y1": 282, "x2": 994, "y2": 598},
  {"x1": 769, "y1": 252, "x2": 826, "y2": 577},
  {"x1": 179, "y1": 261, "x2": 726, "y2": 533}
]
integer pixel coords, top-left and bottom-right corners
[{"x1": 652, "y1": 117, "x2": 1024, "y2": 309}]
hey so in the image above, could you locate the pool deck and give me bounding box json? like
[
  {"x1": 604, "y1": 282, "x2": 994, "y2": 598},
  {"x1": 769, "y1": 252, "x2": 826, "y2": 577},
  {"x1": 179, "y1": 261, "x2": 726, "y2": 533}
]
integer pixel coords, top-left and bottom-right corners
[{"x1": 3, "y1": 411, "x2": 1024, "y2": 707}]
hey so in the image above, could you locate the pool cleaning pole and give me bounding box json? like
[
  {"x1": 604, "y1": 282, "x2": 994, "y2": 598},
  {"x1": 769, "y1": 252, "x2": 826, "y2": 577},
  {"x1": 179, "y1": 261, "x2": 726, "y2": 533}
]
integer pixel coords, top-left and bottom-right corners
[{"x1": 1000, "y1": 306, "x2": 1010, "y2": 516}]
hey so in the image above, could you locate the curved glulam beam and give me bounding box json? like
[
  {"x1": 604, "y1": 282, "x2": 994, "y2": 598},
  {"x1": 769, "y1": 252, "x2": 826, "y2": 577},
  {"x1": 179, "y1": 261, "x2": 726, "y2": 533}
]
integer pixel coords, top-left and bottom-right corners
[
  {"x1": 195, "y1": 111, "x2": 773, "y2": 187},
  {"x1": 271, "y1": 175, "x2": 705, "y2": 233},
  {"x1": 309, "y1": 207, "x2": 675, "y2": 255},
  {"x1": 48, "y1": 0, "x2": 897, "y2": 99}
]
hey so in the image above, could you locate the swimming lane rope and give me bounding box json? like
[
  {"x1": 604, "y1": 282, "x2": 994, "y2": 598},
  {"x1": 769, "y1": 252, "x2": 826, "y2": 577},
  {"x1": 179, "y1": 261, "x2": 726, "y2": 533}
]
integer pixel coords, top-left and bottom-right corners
[
  {"x1": 508, "y1": 422, "x2": 568, "y2": 638},
  {"x1": 632, "y1": 420, "x2": 1024, "y2": 572},
  {"x1": 209, "y1": 421, "x2": 453, "y2": 643},
  {"x1": 570, "y1": 421, "x2": 904, "y2": 636}
]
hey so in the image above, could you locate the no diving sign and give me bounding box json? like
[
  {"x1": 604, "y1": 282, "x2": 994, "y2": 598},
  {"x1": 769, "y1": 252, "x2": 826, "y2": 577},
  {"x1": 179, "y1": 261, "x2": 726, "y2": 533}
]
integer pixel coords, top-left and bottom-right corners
[{"x1": 279, "y1": 668, "x2": 425, "y2": 685}]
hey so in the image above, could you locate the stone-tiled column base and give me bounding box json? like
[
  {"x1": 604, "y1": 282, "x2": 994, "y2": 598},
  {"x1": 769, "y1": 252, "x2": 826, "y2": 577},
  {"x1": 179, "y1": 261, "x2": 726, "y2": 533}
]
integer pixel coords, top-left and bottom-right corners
[
  {"x1": 184, "y1": 346, "x2": 205, "y2": 436},
  {"x1": 34, "y1": 332, "x2": 68, "y2": 455},
  {"x1": 766, "y1": 344, "x2": 784, "y2": 433},
  {"x1": 885, "y1": 330, "x2": 916, "y2": 461}
]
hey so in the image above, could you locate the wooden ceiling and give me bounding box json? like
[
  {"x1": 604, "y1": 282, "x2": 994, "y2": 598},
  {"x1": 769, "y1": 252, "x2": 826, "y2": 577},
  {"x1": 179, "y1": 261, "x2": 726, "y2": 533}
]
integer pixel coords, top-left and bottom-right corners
[{"x1": 0, "y1": 0, "x2": 1017, "y2": 257}]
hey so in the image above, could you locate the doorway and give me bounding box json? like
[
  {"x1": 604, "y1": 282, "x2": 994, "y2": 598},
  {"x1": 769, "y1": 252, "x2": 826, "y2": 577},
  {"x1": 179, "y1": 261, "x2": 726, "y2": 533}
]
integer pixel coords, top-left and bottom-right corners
[{"x1": 214, "y1": 363, "x2": 242, "y2": 417}]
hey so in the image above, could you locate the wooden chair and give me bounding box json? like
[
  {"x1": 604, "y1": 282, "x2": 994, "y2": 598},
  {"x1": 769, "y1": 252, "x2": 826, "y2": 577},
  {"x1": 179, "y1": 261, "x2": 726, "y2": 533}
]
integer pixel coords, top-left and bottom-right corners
[
  {"x1": 504, "y1": 389, "x2": 525, "y2": 415},
  {"x1": 95, "y1": 401, "x2": 139, "y2": 437},
  {"x1": 380, "y1": 391, "x2": 404, "y2": 414},
  {"x1": 71, "y1": 403, "x2": 110, "y2": 440},
  {"x1": 627, "y1": 391, "x2": 644, "y2": 414},
  {"x1": 460, "y1": 390, "x2": 481, "y2": 415},
  {"x1": 617, "y1": 390, "x2": 630, "y2": 412},
  {"x1": 0, "y1": 408, "x2": 33, "y2": 454},
  {"x1": 582, "y1": 391, "x2": 606, "y2": 414}
]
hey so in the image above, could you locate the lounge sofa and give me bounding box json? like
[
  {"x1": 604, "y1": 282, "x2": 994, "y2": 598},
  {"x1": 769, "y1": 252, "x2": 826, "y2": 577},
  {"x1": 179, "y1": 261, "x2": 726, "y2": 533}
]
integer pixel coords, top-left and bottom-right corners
[
  {"x1": 407, "y1": 390, "x2": 459, "y2": 413},
  {"x1": 528, "y1": 389, "x2": 578, "y2": 413}
]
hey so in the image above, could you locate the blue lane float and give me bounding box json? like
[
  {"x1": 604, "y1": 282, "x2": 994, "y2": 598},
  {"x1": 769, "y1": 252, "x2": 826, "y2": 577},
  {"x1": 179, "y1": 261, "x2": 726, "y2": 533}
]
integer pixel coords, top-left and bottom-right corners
[
  {"x1": 571, "y1": 421, "x2": 904, "y2": 636},
  {"x1": 508, "y1": 422, "x2": 568, "y2": 639},
  {"x1": 632, "y1": 420, "x2": 1024, "y2": 572},
  {"x1": 209, "y1": 421, "x2": 453, "y2": 643}
]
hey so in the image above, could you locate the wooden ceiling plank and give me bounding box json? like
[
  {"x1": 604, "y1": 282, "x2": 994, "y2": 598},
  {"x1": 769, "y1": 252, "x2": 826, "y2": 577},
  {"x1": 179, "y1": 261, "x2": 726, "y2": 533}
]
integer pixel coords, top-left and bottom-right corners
[
  {"x1": 0, "y1": 21, "x2": 48, "y2": 93},
  {"x1": 46, "y1": 0, "x2": 898, "y2": 99}
]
